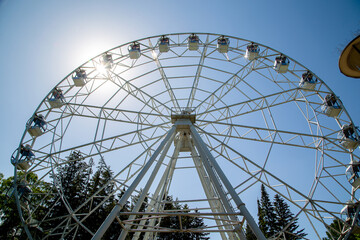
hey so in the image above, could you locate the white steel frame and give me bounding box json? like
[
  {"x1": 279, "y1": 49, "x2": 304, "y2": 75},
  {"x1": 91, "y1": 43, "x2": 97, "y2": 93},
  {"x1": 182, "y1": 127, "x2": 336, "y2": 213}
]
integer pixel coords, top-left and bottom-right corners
[{"x1": 12, "y1": 33, "x2": 360, "y2": 240}]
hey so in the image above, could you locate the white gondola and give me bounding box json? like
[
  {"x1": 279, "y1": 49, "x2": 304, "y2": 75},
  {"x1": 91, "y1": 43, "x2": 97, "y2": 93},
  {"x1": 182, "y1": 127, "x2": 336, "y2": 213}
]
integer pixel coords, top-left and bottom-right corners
[
  {"x1": 321, "y1": 94, "x2": 342, "y2": 117},
  {"x1": 188, "y1": 34, "x2": 199, "y2": 51},
  {"x1": 100, "y1": 53, "x2": 113, "y2": 70},
  {"x1": 27, "y1": 114, "x2": 47, "y2": 137},
  {"x1": 159, "y1": 36, "x2": 170, "y2": 53},
  {"x1": 245, "y1": 43, "x2": 260, "y2": 60},
  {"x1": 299, "y1": 71, "x2": 317, "y2": 90},
  {"x1": 72, "y1": 68, "x2": 87, "y2": 87},
  {"x1": 27, "y1": 125, "x2": 43, "y2": 137},
  {"x1": 341, "y1": 201, "x2": 360, "y2": 234},
  {"x1": 338, "y1": 124, "x2": 360, "y2": 150},
  {"x1": 273, "y1": 55, "x2": 289, "y2": 73},
  {"x1": 48, "y1": 88, "x2": 65, "y2": 108},
  {"x1": 217, "y1": 36, "x2": 229, "y2": 53},
  {"x1": 11, "y1": 145, "x2": 35, "y2": 171},
  {"x1": 48, "y1": 98, "x2": 63, "y2": 108},
  {"x1": 129, "y1": 43, "x2": 141, "y2": 59},
  {"x1": 346, "y1": 162, "x2": 360, "y2": 189}
]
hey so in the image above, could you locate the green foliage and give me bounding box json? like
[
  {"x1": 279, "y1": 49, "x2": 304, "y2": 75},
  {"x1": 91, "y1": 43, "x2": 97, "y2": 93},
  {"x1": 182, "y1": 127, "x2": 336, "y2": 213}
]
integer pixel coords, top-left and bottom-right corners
[
  {"x1": 273, "y1": 194, "x2": 306, "y2": 239},
  {"x1": 0, "y1": 171, "x2": 47, "y2": 239},
  {"x1": 45, "y1": 151, "x2": 92, "y2": 239},
  {"x1": 79, "y1": 157, "x2": 131, "y2": 240},
  {"x1": 1, "y1": 152, "x2": 208, "y2": 239},
  {"x1": 245, "y1": 223, "x2": 257, "y2": 240},
  {"x1": 44, "y1": 151, "x2": 128, "y2": 239},
  {"x1": 322, "y1": 219, "x2": 360, "y2": 240},
  {"x1": 1, "y1": 151, "x2": 132, "y2": 239},
  {"x1": 258, "y1": 184, "x2": 277, "y2": 238},
  {"x1": 0, "y1": 173, "x2": 21, "y2": 239},
  {"x1": 83, "y1": 158, "x2": 123, "y2": 240},
  {"x1": 247, "y1": 185, "x2": 307, "y2": 239},
  {"x1": 157, "y1": 195, "x2": 209, "y2": 240}
]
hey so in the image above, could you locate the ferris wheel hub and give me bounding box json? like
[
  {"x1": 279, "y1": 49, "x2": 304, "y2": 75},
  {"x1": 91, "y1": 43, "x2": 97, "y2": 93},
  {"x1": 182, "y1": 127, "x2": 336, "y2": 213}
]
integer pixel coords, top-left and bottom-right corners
[{"x1": 171, "y1": 107, "x2": 196, "y2": 125}]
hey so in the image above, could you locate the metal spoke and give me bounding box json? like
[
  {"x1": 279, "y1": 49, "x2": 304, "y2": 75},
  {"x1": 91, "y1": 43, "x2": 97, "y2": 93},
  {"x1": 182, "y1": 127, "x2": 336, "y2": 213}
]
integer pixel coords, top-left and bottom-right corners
[{"x1": 13, "y1": 33, "x2": 359, "y2": 240}]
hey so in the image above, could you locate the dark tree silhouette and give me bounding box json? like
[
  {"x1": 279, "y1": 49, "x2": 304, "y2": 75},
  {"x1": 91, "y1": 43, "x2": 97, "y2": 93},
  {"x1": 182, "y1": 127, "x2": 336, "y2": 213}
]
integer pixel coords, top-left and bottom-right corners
[
  {"x1": 0, "y1": 173, "x2": 26, "y2": 239},
  {"x1": 0, "y1": 172, "x2": 47, "y2": 239},
  {"x1": 273, "y1": 194, "x2": 306, "y2": 239},
  {"x1": 258, "y1": 184, "x2": 277, "y2": 238},
  {"x1": 45, "y1": 151, "x2": 128, "y2": 239},
  {"x1": 322, "y1": 219, "x2": 360, "y2": 240},
  {"x1": 45, "y1": 151, "x2": 92, "y2": 239},
  {"x1": 157, "y1": 195, "x2": 209, "y2": 240},
  {"x1": 84, "y1": 158, "x2": 127, "y2": 239},
  {"x1": 247, "y1": 185, "x2": 308, "y2": 239},
  {"x1": 245, "y1": 223, "x2": 257, "y2": 240},
  {"x1": 2, "y1": 153, "x2": 207, "y2": 239}
]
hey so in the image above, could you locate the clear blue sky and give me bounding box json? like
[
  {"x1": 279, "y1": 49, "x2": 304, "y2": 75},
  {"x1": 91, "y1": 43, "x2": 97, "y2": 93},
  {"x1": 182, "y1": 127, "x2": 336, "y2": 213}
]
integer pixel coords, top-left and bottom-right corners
[
  {"x1": 1, "y1": 0, "x2": 359, "y2": 176},
  {"x1": 0, "y1": 0, "x2": 359, "y2": 238}
]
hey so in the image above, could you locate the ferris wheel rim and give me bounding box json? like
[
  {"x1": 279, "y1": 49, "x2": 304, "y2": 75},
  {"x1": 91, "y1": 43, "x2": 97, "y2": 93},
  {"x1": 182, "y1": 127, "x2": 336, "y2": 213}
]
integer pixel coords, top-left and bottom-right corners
[{"x1": 12, "y1": 32, "x2": 360, "y2": 240}]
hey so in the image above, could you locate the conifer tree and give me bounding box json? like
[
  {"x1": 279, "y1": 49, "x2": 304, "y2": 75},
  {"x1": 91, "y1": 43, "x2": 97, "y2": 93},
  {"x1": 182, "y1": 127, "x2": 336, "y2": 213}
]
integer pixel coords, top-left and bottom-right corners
[
  {"x1": 322, "y1": 219, "x2": 360, "y2": 240},
  {"x1": 157, "y1": 195, "x2": 209, "y2": 240},
  {"x1": 273, "y1": 194, "x2": 306, "y2": 239},
  {"x1": 258, "y1": 184, "x2": 277, "y2": 238},
  {"x1": 245, "y1": 223, "x2": 257, "y2": 240},
  {"x1": 126, "y1": 189, "x2": 149, "y2": 240},
  {"x1": 46, "y1": 151, "x2": 93, "y2": 239},
  {"x1": 85, "y1": 158, "x2": 125, "y2": 239},
  {"x1": 44, "y1": 152, "x2": 131, "y2": 239},
  {"x1": 252, "y1": 185, "x2": 308, "y2": 240}
]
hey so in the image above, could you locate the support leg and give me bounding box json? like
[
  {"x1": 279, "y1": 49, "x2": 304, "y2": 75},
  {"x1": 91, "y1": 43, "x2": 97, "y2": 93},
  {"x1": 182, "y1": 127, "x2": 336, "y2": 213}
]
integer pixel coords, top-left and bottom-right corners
[
  {"x1": 91, "y1": 127, "x2": 176, "y2": 240},
  {"x1": 117, "y1": 129, "x2": 177, "y2": 240},
  {"x1": 190, "y1": 124, "x2": 265, "y2": 240}
]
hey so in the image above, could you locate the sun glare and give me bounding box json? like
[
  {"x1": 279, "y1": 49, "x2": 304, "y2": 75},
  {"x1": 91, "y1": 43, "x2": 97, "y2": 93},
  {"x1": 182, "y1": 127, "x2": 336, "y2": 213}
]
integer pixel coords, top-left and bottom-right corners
[{"x1": 95, "y1": 63, "x2": 107, "y2": 75}]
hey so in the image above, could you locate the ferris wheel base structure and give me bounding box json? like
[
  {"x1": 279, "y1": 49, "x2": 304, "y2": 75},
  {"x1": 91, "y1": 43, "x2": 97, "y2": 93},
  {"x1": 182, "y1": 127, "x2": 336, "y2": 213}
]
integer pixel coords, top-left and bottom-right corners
[{"x1": 93, "y1": 111, "x2": 263, "y2": 240}]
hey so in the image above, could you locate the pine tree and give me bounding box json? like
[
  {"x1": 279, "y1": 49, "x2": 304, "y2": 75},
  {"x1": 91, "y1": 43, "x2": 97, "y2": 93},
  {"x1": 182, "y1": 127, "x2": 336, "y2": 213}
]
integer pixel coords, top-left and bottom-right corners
[
  {"x1": 124, "y1": 189, "x2": 149, "y2": 240},
  {"x1": 258, "y1": 184, "x2": 277, "y2": 238},
  {"x1": 84, "y1": 158, "x2": 124, "y2": 240},
  {"x1": 245, "y1": 223, "x2": 257, "y2": 240},
  {"x1": 254, "y1": 185, "x2": 308, "y2": 239},
  {"x1": 323, "y1": 219, "x2": 360, "y2": 240},
  {"x1": 1, "y1": 154, "x2": 132, "y2": 240},
  {"x1": 131, "y1": 188, "x2": 149, "y2": 217},
  {"x1": 273, "y1": 194, "x2": 306, "y2": 239},
  {"x1": 46, "y1": 151, "x2": 92, "y2": 239},
  {"x1": 44, "y1": 152, "x2": 131, "y2": 239},
  {"x1": 157, "y1": 195, "x2": 209, "y2": 240}
]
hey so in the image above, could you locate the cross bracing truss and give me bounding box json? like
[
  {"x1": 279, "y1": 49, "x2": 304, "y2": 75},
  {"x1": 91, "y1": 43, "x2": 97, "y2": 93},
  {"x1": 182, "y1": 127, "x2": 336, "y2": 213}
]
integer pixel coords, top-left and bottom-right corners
[{"x1": 12, "y1": 33, "x2": 360, "y2": 240}]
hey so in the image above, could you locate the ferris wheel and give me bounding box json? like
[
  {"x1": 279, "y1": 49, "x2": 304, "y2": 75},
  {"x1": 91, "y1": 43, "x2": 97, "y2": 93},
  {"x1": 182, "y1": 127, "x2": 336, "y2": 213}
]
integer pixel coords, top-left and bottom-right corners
[{"x1": 10, "y1": 33, "x2": 360, "y2": 239}]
